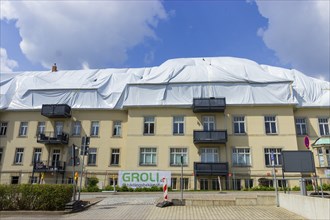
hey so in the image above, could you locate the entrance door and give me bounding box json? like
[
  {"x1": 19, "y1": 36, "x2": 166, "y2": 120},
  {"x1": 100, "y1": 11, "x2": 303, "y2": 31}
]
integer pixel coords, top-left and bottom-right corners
[{"x1": 52, "y1": 149, "x2": 61, "y2": 168}]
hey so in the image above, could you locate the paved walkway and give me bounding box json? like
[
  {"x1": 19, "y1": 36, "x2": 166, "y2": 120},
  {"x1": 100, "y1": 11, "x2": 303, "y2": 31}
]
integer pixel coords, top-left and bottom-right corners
[{"x1": 0, "y1": 192, "x2": 306, "y2": 220}]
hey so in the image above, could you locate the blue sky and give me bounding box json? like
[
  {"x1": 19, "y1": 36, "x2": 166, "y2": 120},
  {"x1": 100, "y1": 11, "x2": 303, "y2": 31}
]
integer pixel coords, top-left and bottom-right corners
[{"x1": 1, "y1": 1, "x2": 329, "y2": 81}]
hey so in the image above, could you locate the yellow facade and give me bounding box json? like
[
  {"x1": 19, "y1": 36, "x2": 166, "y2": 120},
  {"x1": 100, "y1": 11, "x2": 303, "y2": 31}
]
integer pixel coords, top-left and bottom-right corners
[{"x1": 0, "y1": 105, "x2": 329, "y2": 190}]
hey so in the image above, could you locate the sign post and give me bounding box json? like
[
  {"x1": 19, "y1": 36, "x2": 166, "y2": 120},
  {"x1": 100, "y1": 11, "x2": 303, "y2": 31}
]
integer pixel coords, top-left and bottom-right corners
[
  {"x1": 78, "y1": 136, "x2": 89, "y2": 201},
  {"x1": 271, "y1": 151, "x2": 279, "y2": 207}
]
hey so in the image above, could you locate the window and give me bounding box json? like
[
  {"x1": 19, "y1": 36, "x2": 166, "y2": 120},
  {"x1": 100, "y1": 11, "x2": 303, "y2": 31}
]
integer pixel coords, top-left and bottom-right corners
[
  {"x1": 0, "y1": 148, "x2": 3, "y2": 163},
  {"x1": 245, "y1": 179, "x2": 254, "y2": 189},
  {"x1": 32, "y1": 148, "x2": 42, "y2": 163},
  {"x1": 30, "y1": 176, "x2": 38, "y2": 184},
  {"x1": 19, "y1": 122, "x2": 28, "y2": 136},
  {"x1": 72, "y1": 121, "x2": 81, "y2": 136},
  {"x1": 200, "y1": 178, "x2": 209, "y2": 190},
  {"x1": 36, "y1": 122, "x2": 45, "y2": 135},
  {"x1": 212, "y1": 179, "x2": 220, "y2": 190},
  {"x1": 110, "y1": 148, "x2": 120, "y2": 165},
  {"x1": 232, "y1": 179, "x2": 241, "y2": 190},
  {"x1": 170, "y1": 148, "x2": 188, "y2": 166},
  {"x1": 318, "y1": 148, "x2": 325, "y2": 167},
  {"x1": 113, "y1": 121, "x2": 122, "y2": 136},
  {"x1": 140, "y1": 148, "x2": 157, "y2": 165},
  {"x1": 0, "y1": 122, "x2": 8, "y2": 136},
  {"x1": 203, "y1": 116, "x2": 215, "y2": 131},
  {"x1": 171, "y1": 178, "x2": 177, "y2": 190},
  {"x1": 173, "y1": 116, "x2": 184, "y2": 135},
  {"x1": 318, "y1": 118, "x2": 329, "y2": 136},
  {"x1": 232, "y1": 148, "x2": 251, "y2": 166},
  {"x1": 109, "y1": 177, "x2": 118, "y2": 186},
  {"x1": 14, "y1": 148, "x2": 24, "y2": 164},
  {"x1": 55, "y1": 121, "x2": 64, "y2": 135},
  {"x1": 201, "y1": 148, "x2": 219, "y2": 163},
  {"x1": 91, "y1": 121, "x2": 99, "y2": 136},
  {"x1": 87, "y1": 148, "x2": 97, "y2": 165},
  {"x1": 264, "y1": 148, "x2": 282, "y2": 166},
  {"x1": 233, "y1": 116, "x2": 245, "y2": 134},
  {"x1": 295, "y1": 118, "x2": 307, "y2": 135},
  {"x1": 143, "y1": 117, "x2": 155, "y2": 135},
  {"x1": 11, "y1": 176, "x2": 19, "y2": 184},
  {"x1": 264, "y1": 116, "x2": 277, "y2": 134},
  {"x1": 180, "y1": 178, "x2": 189, "y2": 190},
  {"x1": 326, "y1": 149, "x2": 330, "y2": 166}
]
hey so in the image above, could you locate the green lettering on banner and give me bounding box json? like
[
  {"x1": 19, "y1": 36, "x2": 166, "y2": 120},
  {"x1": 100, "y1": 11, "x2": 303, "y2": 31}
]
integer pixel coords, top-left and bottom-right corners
[
  {"x1": 149, "y1": 173, "x2": 155, "y2": 182},
  {"x1": 132, "y1": 173, "x2": 139, "y2": 182},
  {"x1": 123, "y1": 173, "x2": 130, "y2": 182},
  {"x1": 140, "y1": 173, "x2": 148, "y2": 182}
]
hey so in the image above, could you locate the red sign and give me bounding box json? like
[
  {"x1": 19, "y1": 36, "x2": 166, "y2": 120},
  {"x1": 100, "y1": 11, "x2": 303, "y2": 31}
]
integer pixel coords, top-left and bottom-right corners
[
  {"x1": 228, "y1": 173, "x2": 232, "y2": 177},
  {"x1": 304, "y1": 136, "x2": 310, "y2": 149}
]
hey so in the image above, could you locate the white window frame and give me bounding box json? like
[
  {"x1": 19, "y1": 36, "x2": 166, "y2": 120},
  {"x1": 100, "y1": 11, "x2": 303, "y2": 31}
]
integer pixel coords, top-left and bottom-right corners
[
  {"x1": 202, "y1": 116, "x2": 215, "y2": 131},
  {"x1": 139, "y1": 147, "x2": 157, "y2": 166},
  {"x1": 87, "y1": 148, "x2": 97, "y2": 165},
  {"x1": 143, "y1": 116, "x2": 155, "y2": 135},
  {"x1": 232, "y1": 147, "x2": 251, "y2": 166},
  {"x1": 200, "y1": 148, "x2": 219, "y2": 163},
  {"x1": 14, "y1": 148, "x2": 24, "y2": 165},
  {"x1": 264, "y1": 116, "x2": 277, "y2": 134},
  {"x1": 233, "y1": 116, "x2": 245, "y2": 134},
  {"x1": 264, "y1": 148, "x2": 282, "y2": 166},
  {"x1": 72, "y1": 121, "x2": 81, "y2": 136},
  {"x1": 295, "y1": 118, "x2": 307, "y2": 136},
  {"x1": 173, "y1": 116, "x2": 184, "y2": 135},
  {"x1": 55, "y1": 121, "x2": 64, "y2": 135},
  {"x1": 113, "y1": 121, "x2": 122, "y2": 137},
  {"x1": 0, "y1": 122, "x2": 8, "y2": 136},
  {"x1": 36, "y1": 122, "x2": 46, "y2": 135},
  {"x1": 32, "y1": 148, "x2": 42, "y2": 163},
  {"x1": 19, "y1": 122, "x2": 28, "y2": 136},
  {"x1": 170, "y1": 148, "x2": 188, "y2": 166},
  {"x1": 318, "y1": 118, "x2": 330, "y2": 136},
  {"x1": 110, "y1": 148, "x2": 120, "y2": 165},
  {"x1": 90, "y1": 121, "x2": 100, "y2": 136}
]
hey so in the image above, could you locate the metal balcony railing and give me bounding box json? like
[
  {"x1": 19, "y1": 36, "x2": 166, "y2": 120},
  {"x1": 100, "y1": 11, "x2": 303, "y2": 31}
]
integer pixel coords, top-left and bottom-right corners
[
  {"x1": 193, "y1": 98, "x2": 226, "y2": 113},
  {"x1": 41, "y1": 104, "x2": 71, "y2": 118},
  {"x1": 193, "y1": 130, "x2": 227, "y2": 144},
  {"x1": 37, "y1": 132, "x2": 69, "y2": 145},
  {"x1": 194, "y1": 162, "x2": 229, "y2": 176},
  {"x1": 33, "y1": 160, "x2": 66, "y2": 173}
]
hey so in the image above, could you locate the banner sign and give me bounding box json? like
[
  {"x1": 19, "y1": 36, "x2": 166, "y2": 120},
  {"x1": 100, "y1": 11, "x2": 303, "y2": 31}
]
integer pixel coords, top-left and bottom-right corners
[
  {"x1": 118, "y1": 171, "x2": 171, "y2": 188},
  {"x1": 325, "y1": 169, "x2": 330, "y2": 179}
]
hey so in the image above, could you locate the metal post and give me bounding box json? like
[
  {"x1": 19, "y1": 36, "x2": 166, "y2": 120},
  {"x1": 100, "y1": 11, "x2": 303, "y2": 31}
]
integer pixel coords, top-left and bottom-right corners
[
  {"x1": 71, "y1": 145, "x2": 76, "y2": 201},
  {"x1": 78, "y1": 136, "x2": 86, "y2": 201},
  {"x1": 180, "y1": 155, "x2": 183, "y2": 203},
  {"x1": 273, "y1": 164, "x2": 279, "y2": 207}
]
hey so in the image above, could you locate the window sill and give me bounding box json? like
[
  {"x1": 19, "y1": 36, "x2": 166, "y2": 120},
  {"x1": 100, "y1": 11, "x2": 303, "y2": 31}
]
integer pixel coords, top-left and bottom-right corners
[
  {"x1": 87, "y1": 164, "x2": 97, "y2": 167},
  {"x1": 90, "y1": 136, "x2": 99, "y2": 138},
  {"x1": 232, "y1": 164, "x2": 251, "y2": 167},
  {"x1": 233, "y1": 133, "x2": 246, "y2": 136},
  {"x1": 71, "y1": 135, "x2": 81, "y2": 138},
  {"x1": 109, "y1": 164, "x2": 120, "y2": 167},
  {"x1": 139, "y1": 164, "x2": 157, "y2": 166},
  {"x1": 265, "y1": 133, "x2": 278, "y2": 135},
  {"x1": 143, "y1": 134, "x2": 155, "y2": 136},
  {"x1": 173, "y1": 133, "x2": 184, "y2": 136},
  {"x1": 170, "y1": 164, "x2": 188, "y2": 167},
  {"x1": 265, "y1": 165, "x2": 281, "y2": 167},
  {"x1": 112, "y1": 135, "x2": 122, "y2": 138},
  {"x1": 12, "y1": 164, "x2": 23, "y2": 166},
  {"x1": 18, "y1": 136, "x2": 28, "y2": 138}
]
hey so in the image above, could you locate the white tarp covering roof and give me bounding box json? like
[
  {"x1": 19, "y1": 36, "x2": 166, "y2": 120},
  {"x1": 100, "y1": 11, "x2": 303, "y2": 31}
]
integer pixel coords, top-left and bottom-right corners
[{"x1": 1, "y1": 57, "x2": 329, "y2": 110}]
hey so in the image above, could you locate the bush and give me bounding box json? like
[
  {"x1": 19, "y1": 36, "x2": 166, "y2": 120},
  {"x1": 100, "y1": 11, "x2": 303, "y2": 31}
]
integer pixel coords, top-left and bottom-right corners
[
  {"x1": 86, "y1": 176, "x2": 100, "y2": 192},
  {"x1": 250, "y1": 186, "x2": 275, "y2": 191},
  {"x1": 0, "y1": 184, "x2": 73, "y2": 211}
]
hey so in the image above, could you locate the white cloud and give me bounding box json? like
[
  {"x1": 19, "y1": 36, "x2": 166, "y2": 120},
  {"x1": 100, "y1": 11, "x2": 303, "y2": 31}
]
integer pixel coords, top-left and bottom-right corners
[
  {"x1": 255, "y1": 0, "x2": 330, "y2": 81},
  {"x1": 0, "y1": 48, "x2": 18, "y2": 72},
  {"x1": 0, "y1": 1, "x2": 167, "y2": 70}
]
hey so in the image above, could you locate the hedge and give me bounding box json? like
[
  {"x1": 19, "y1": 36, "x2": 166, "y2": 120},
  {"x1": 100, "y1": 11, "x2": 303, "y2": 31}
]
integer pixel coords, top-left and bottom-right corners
[{"x1": 0, "y1": 184, "x2": 73, "y2": 211}]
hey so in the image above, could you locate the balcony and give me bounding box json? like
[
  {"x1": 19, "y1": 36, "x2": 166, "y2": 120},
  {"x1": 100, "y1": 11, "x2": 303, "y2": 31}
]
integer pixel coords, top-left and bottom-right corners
[
  {"x1": 193, "y1": 130, "x2": 227, "y2": 144},
  {"x1": 37, "y1": 132, "x2": 69, "y2": 145},
  {"x1": 33, "y1": 160, "x2": 66, "y2": 173},
  {"x1": 193, "y1": 98, "x2": 226, "y2": 113},
  {"x1": 41, "y1": 104, "x2": 71, "y2": 118},
  {"x1": 194, "y1": 162, "x2": 229, "y2": 176}
]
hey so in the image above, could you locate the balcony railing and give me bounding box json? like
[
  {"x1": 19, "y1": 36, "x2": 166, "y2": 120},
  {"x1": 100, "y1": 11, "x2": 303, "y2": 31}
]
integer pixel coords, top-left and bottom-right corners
[
  {"x1": 194, "y1": 162, "x2": 229, "y2": 176},
  {"x1": 193, "y1": 98, "x2": 226, "y2": 113},
  {"x1": 193, "y1": 130, "x2": 227, "y2": 144},
  {"x1": 41, "y1": 104, "x2": 71, "y2": 118},
  {"x1": 37, "y1": 132, "x2": 69, "y2": 145},
  {"x1": 33, "y1": 160, "x2": 66, "y2": 173}
]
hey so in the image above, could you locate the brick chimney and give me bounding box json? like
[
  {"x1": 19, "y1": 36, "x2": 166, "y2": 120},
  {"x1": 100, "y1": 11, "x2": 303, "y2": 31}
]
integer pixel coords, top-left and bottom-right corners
[{"x1": 51, "y1": 63, "x2": 58, "y2": 72}]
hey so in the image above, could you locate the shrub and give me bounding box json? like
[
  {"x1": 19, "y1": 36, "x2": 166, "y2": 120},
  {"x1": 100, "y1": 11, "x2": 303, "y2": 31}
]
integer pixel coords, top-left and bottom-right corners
[
  {"x1": 86, "y1": 176, "x2": 100, "y2": 192},
  {"x1": 0, "y1": 184, "x2": 73, "y2": 211},
  {"x1": 104, "y1": 185, "x2": 114, "y2": 191}
]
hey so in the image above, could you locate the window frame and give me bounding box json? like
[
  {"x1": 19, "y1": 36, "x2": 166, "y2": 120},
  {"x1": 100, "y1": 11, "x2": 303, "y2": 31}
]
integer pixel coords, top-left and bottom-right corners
[
  {"x1": 14, "y1": 148, "x2": 24, "y2": 165},
  {"x1": 0, "y1": 122, "x2": 8, "y2": 136},
  {"x1": 170, "y1": 147, "x2": 188, "y2": 166},
  {"x1": 32, "y1": 148, "x2": 42, "y2": 164},
  {"x1": 54, "y1": 121, "x2": 64, "y2": 135},
  {"x1": 110, "y1": 148, "x2": 120, "y2": 166},
  {"x1": 295, "y1": 117, "x2": 307, "y2": 136},
  {"x1": 72, "y1": 121, "x2": 82, "y2": 136},
  {"x1": 233, "y1": 116, "x2": 246, "y2": 135},
  {"x1": 139, "y1": 147, "x2": 157, "y2": 166},
  {"x1": 143, "y1": 116, "x2": 155, "y2": 135},
  {"x1": 232, "y1": 147, "x2": 251, "y2": 167},
  {"x1": 90, "y1": 121, "x2": 100, "y2": 137},
  {"x1": 113, "y1": 121, "x2": 122, "y2": 137},
  {"x1": 19, "y1": 122, "x2": 28, "y2": 137},
  {"x1": 318, "y1": 118, "x2": 330, "y2": 136},
  {"x1": 264, "y1": 148, "x2": 282, "y2": 167},
  {"x1": 264, "y1": 116, "x2": 277, "y2": 134},
  {"x1": 87, "y1": 148, "x2": 97, "y2": 166},
  {"x1": 173, "y1": 116, "x2": 184, "y2": 135},
  {"x1": 200, "y1": 148, "x2": 219, "y2": 163},
  {"x1": 202, "y1": 116, "x2": 215, "y2": 131}
]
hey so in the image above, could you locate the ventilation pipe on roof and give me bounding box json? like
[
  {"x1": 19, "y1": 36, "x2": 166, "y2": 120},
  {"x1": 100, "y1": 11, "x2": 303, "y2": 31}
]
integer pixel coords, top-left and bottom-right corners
[{"x1": 52, "y1": 63, "x2": 58, "y2": 72}]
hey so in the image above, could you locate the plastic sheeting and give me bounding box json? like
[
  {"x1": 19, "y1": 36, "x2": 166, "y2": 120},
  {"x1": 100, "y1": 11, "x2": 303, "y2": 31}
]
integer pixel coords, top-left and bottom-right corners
[{"x1": 0, "y1": 57, "x2": 329, "y2": 110}]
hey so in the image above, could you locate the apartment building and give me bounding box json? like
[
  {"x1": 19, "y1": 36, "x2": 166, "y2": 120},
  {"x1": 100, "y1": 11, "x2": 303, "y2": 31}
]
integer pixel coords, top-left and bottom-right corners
[{"x1": 0, "y1": 57, "x2": 329, "y2": 190}]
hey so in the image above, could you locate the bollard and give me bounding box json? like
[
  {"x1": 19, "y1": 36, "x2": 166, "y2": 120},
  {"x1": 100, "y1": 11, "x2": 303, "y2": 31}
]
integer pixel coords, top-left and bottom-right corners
[{"x1": 163, "y1": 177, "x2": 168, "y2": 201}]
